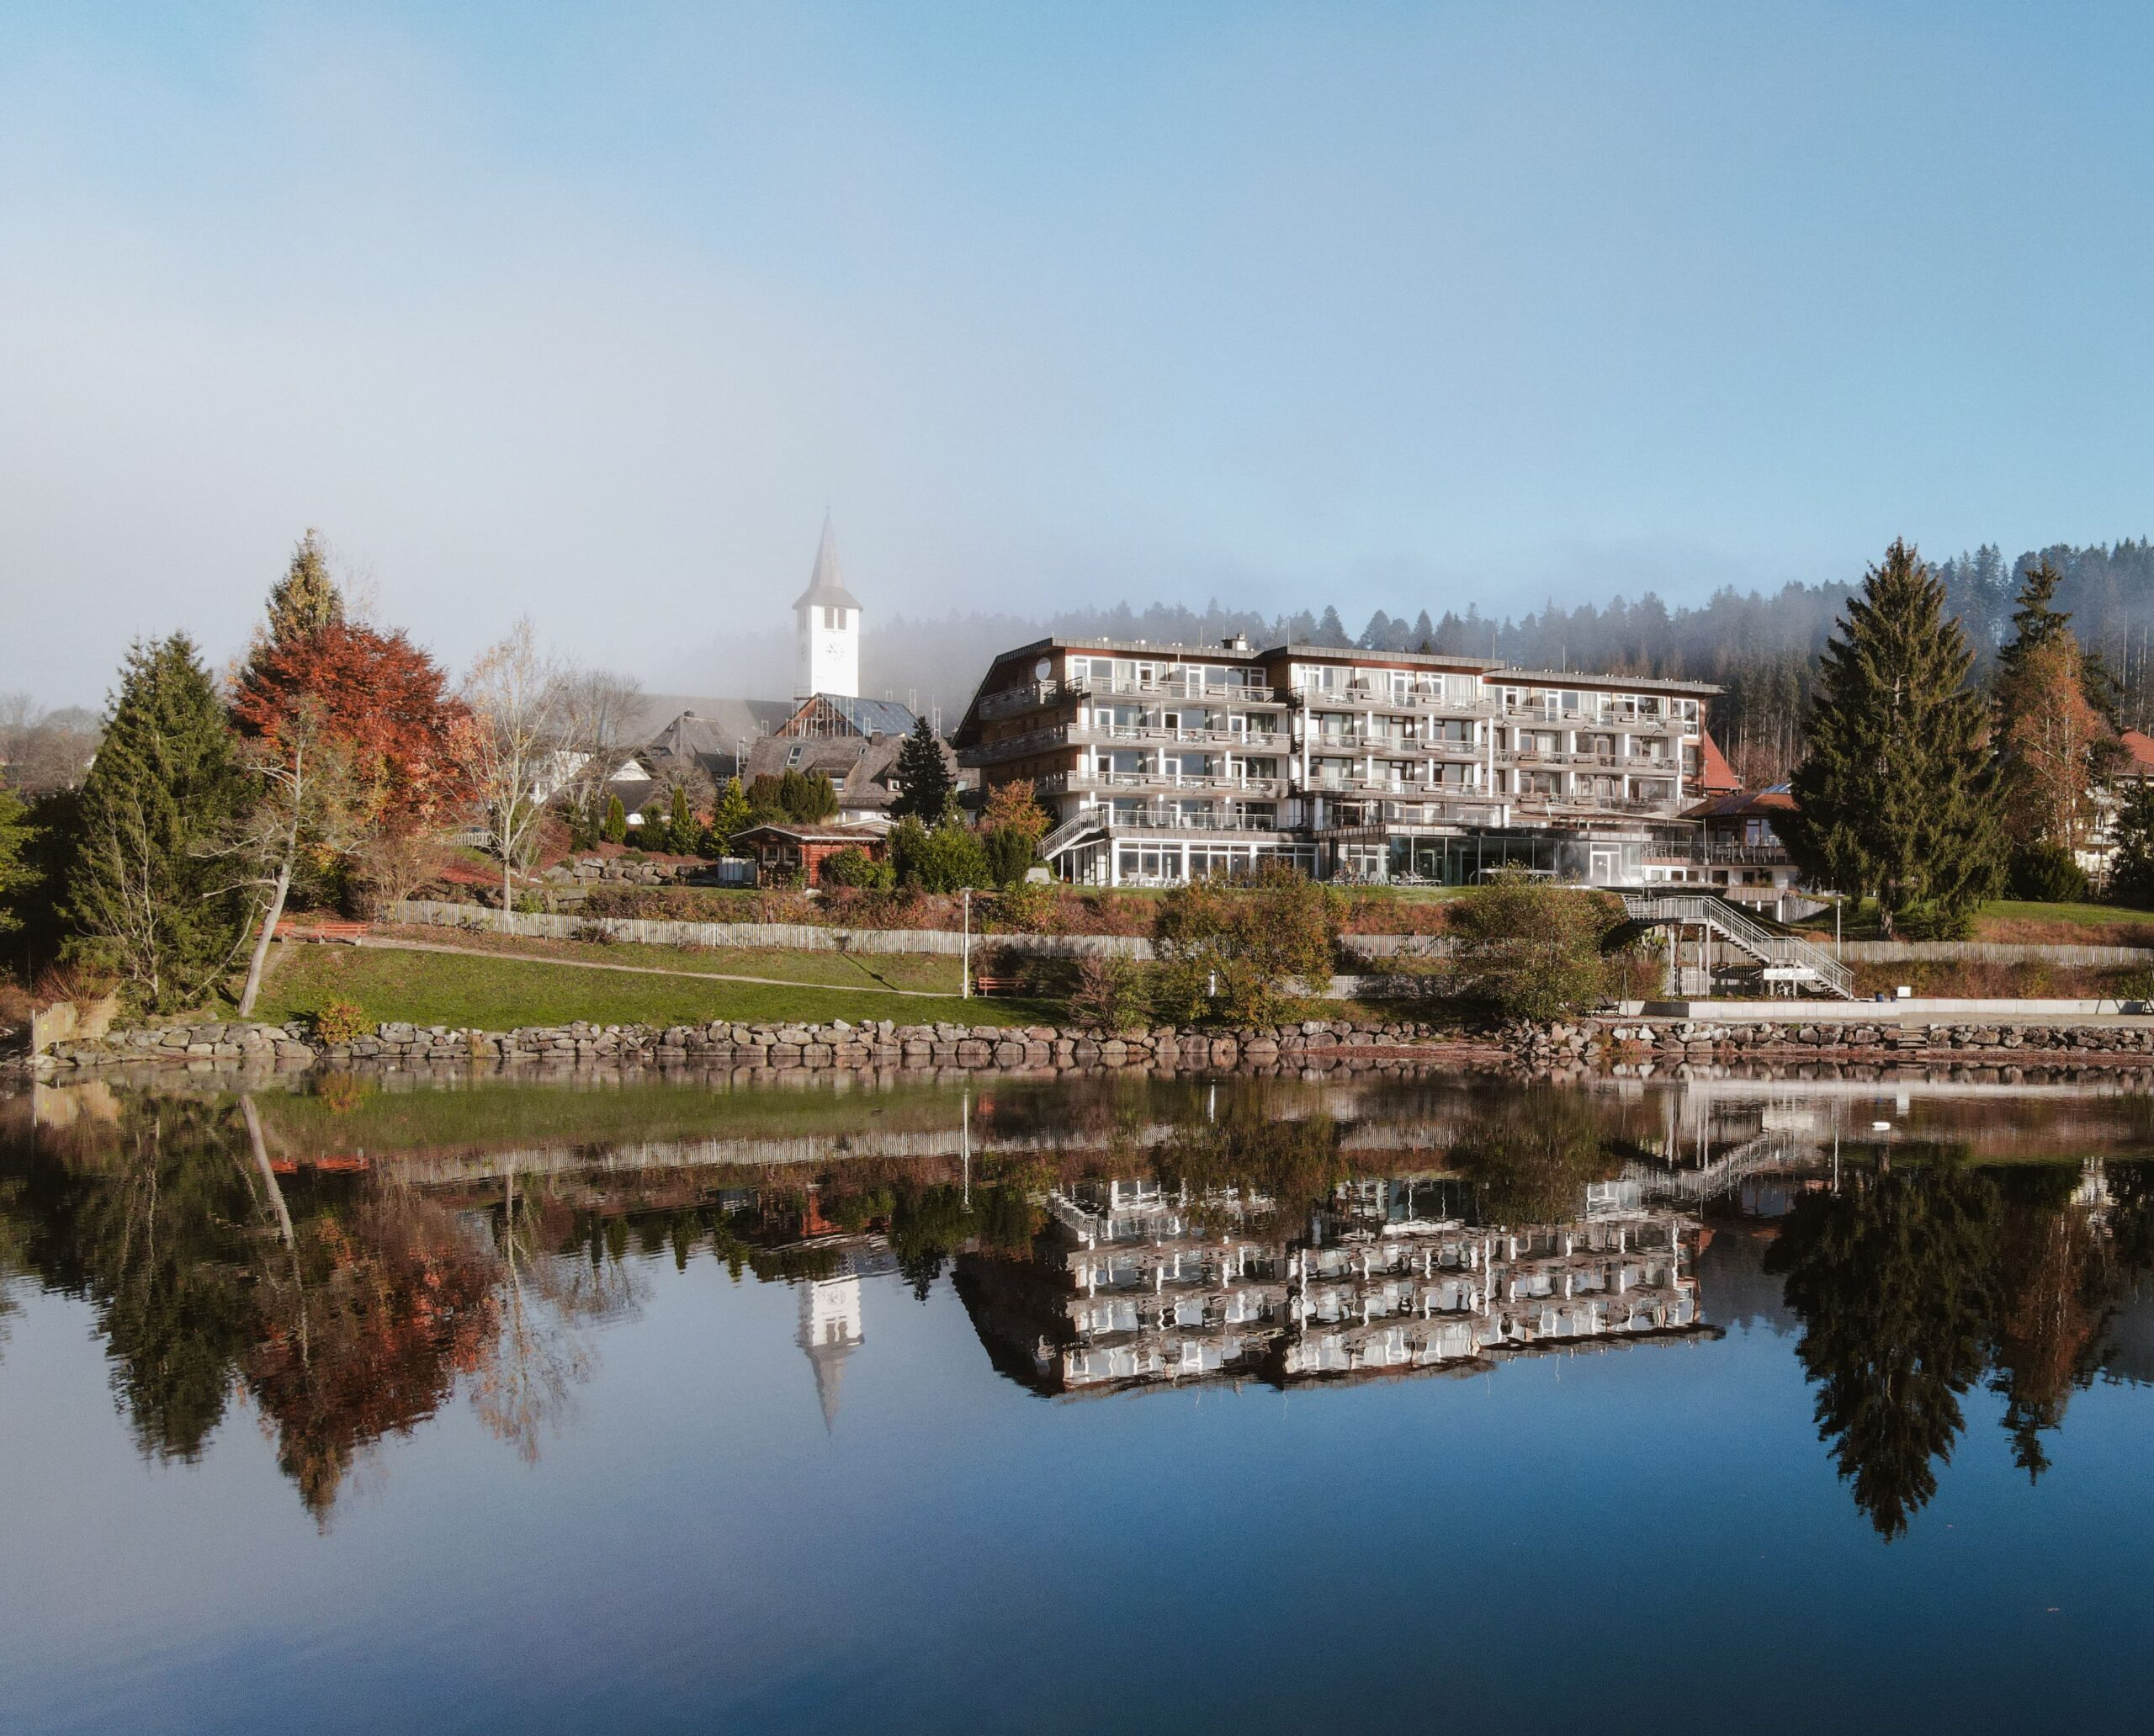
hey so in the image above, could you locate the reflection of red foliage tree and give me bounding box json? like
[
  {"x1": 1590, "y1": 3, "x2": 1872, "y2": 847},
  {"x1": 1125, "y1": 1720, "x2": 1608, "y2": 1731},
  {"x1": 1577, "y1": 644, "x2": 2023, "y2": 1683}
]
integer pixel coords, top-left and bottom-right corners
[
  {"x1": 1991, "y1": 1201, "x2": 2112, "y2": 1479},
  {"x1": 243, "y1": 1192, "x2": 498, "y2": 1523}
]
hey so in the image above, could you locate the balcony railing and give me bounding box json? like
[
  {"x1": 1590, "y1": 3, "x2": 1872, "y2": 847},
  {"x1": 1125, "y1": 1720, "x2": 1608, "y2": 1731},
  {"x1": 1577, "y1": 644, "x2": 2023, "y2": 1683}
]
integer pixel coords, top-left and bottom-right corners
[
  {"x1": 1099, "y1": 806, "x2": 1286, "y2": 833},
  {"x1": 978, "y1": 675, "x2": 1282, "y2": 722}
]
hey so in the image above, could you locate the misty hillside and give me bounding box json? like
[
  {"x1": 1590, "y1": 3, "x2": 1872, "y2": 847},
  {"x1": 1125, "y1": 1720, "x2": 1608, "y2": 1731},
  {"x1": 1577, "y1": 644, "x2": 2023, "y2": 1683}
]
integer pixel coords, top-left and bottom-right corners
[{"x1": 665, "y1": 538, "x2": 2154, "y2": 786}]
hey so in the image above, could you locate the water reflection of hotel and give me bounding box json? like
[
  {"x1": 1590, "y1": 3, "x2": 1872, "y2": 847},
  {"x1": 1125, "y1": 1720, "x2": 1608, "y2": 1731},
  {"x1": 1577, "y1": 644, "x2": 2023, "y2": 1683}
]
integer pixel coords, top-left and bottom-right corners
[{"x1": 956, "y1": 1176, "x2": 1706, "y2": 1396}]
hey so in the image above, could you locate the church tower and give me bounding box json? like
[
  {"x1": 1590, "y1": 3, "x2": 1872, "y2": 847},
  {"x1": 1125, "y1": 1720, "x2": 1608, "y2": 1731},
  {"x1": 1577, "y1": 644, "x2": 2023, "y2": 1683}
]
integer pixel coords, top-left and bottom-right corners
[{"x1": 793, "y1": 514, "x2": 861, "y2": 701}]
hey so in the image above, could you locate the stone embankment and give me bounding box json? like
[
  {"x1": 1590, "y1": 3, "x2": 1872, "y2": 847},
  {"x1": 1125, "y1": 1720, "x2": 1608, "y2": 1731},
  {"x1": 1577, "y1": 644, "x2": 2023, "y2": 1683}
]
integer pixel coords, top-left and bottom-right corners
[
  {"x1": 1581, "y1": 1016, "x2": 2154, "y2": 1067},
  {"x1": 30, "y1": 1014, "x2": 1462, "y2": 1076}
]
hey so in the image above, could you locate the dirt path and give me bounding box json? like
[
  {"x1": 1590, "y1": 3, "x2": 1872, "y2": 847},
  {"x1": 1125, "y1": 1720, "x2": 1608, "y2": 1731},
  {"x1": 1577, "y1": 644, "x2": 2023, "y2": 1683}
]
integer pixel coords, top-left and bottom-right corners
[{"x1": 345, "y1": 936, "x2": 975, "y2": 1001}]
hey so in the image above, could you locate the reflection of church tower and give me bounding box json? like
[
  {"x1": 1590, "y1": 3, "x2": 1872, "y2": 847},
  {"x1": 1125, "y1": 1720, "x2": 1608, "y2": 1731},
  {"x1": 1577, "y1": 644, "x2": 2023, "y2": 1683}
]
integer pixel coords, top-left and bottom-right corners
[{"x1": 797, "y1": 1275, "x2": 863, "y2": 1432}]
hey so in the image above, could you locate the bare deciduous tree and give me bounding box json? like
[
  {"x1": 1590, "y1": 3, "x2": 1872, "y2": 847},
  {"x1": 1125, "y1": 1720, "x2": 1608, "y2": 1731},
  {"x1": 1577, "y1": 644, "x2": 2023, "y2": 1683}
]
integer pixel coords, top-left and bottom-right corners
[
  {"x1": 552, "y1": 668, "x2": 645, "y2": 838},
  {"x1": 0, "y1": 693, "x2": 102, "y2": 794},
  {"x1": 226, "y1": 704, "x2": 364, "y2": 1017},
  {"x1": 459, "y1": 620, "x2": 568, "y2": 926}
]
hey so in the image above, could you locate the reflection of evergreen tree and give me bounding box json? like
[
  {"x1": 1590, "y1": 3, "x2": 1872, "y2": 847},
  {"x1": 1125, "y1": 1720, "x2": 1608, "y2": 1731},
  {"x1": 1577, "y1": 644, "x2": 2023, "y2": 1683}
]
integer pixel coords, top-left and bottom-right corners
[
  {"x1": 8, "y1": 1098, "x2": 259, "y2": 1459},
  {"x1": 1767, "y1": 1161, "x2": 1999, "y2": 1540},
  {"x1": 889, "y1": 1183, "x2": 975, "y2": 1301}
]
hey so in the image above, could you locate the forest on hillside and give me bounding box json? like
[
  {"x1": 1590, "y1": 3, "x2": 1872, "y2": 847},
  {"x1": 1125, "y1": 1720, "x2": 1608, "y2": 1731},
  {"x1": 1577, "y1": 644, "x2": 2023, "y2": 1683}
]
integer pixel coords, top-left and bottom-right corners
[{"x1": 686, "y1": 539, "x2": 2154, "y2": 785}]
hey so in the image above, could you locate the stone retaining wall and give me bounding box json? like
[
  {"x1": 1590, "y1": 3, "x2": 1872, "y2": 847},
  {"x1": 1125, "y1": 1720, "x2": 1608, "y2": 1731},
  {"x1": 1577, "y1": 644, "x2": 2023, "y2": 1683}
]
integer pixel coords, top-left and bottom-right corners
[
  {"x1": 30, "y1": 1014, "x2": 1456, "y2": 1076},
  {"x1": 1588, "y1": 1015, "x2": 2154, "y2": 1064}
]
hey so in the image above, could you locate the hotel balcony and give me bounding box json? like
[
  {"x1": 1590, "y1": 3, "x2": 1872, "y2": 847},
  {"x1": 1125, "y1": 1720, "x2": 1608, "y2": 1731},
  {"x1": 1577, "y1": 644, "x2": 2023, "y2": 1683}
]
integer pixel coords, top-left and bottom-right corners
[
  {"x1": 1501, "y1": 747, "x2": 1679, "y2": 771},
  {"x1": 960, "y1": 719, "x2": 1291, "y2": 768},
  {"x1": 1047, "y1": 768, "x2": 1292, "y2": 799},
  {"x1": 976, "y1": 674, "x2": 1281, "y2": 721},
  {"x1": 1298, "y1": 684, "x2": 1499, "y2": 718}
]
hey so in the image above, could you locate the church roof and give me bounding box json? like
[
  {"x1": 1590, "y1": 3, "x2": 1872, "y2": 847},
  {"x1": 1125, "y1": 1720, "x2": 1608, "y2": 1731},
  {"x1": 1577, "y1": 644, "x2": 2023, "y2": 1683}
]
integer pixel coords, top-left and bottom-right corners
[
  {"x1": 792, "y1": 515, "x2": 862, "y2": 612},
  {"x1": 811, "y1": 693, "x2": 917, "y2": 738}
]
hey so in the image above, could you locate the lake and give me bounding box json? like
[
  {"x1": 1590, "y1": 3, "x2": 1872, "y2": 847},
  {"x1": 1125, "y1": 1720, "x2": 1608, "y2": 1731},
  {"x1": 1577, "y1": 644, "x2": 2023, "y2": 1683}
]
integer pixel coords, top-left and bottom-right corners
[{"x1": 4, "y1": 1067, "x2": 2153, "y2": 1734}]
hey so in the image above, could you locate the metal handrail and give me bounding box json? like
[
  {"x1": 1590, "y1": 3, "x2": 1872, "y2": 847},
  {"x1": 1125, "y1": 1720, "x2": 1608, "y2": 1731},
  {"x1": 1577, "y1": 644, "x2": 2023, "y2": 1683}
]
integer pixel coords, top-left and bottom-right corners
[{"x1": 1621, "y1": 893, "x2": 1853, "y2": 998}]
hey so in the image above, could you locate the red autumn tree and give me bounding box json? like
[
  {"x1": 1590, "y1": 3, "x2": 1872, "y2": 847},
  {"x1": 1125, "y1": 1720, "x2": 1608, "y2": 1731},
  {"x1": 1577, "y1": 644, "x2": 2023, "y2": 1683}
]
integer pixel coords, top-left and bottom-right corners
[
  {"x1": 226, "y1": 620, "x2": 475, "y2": 1013},
  {"x1": 232, "y1": 621, "x2": 474, "y2": 836}
]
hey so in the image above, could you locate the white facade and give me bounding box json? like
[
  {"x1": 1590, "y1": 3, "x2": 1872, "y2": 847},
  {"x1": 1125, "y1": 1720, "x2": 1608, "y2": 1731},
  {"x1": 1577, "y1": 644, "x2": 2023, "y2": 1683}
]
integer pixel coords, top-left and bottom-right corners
[{"x1": 793, "y1": 516, "x2": 862, "y2": 702}]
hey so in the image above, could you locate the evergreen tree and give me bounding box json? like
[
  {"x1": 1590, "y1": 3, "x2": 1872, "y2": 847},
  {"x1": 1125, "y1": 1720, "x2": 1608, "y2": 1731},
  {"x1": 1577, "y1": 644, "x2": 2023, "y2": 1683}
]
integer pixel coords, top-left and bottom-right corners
[
  {"x1": 66, "y1": 636, "x2": 252, "y2": 1010},
  {"x1": 1995, "y1": 560, "x2": 2072, "y2": 685},
  {"x1": 890, "y1": 717, "x2": 954, "y2": 821},
  {"x1": 601, "y1": 793, "x2": 627, "y2": 844},
  {"x1": 666, "y1": 783, "x2": 695, "y2": 852},
  {"x1": 706, "y1": 776, "x2": 751, "y2": 853},
  {"x1": 0, "y1": 783, "x2": 33, "y2": 937},
  {"x1": 1781, "y1": 541, "x2": 2004, "y2": 937},
  {"x1": 263, "y1": 529, "x2": 343, "y2": 648},
  {"x1": 2106, "y1": 783, "x2": 2154, "y2": 908}
]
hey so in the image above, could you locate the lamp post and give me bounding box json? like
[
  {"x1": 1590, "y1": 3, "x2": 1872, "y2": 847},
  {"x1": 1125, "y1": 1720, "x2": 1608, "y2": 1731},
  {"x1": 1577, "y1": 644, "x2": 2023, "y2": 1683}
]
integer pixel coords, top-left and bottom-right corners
[{"x1": 961, "y1": 887, "x2": 971, "y2": 999}]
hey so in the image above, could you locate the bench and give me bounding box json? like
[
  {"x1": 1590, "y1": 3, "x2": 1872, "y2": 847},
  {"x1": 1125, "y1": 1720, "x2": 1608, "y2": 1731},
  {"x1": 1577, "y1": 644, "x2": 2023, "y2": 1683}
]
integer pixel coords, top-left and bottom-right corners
[
  {"x1": 973, "y1": 974, "x2": 1021, "y2": 996},
  {"x1": 274, "y1": 918, "x2": 372, "y2": 945}
]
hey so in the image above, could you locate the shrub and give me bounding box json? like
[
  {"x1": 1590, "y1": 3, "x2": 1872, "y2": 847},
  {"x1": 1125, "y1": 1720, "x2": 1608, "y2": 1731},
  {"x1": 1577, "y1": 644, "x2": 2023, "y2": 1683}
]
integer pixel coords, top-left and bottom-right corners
[
  {"x1": 982, "y1": 826, "x2": 1037, "y2": 887},
  {"x1": 601, "y1": 794, "x2": 628, "y2": 844},
  {"x1": 1150, "y1": 863, "x2": 1338, "y2": 1024},
  {"x1": 820, "y1": 846, "x2": 893, "y2": 889},
  {"x1": 1069, "y1": 953, "x2": 1150, "y2": 1031},
  {"x1": 1447, "y1": 873, "x2": 1621, "y2": 1022},
  {"x1": 992, "y1": 878, "x2": 1058, "y2": 933},
  {"x1": 311, "y1": 999, "x2": 370, "y2": 1045},
  {"x1": 2005, "y1": 841, "x2": 2089, "y2": 905},
  {"x1": 571, "y1": 919, "x2": 617, "y2": 946},
  {"x1": 897, "y1": 818, "x2": 990, "y2": 892},
  {"x1": 1893, "y1": 899, "x2": 1976, "y2": 941}
]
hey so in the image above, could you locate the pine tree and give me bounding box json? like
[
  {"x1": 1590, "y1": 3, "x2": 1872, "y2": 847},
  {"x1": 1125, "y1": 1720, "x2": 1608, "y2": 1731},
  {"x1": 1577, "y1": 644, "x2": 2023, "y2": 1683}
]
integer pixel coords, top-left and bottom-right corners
[
  {"x1": 666, "y1": 783, "x2": 694, "y2": 852},
  {"x1": 707, "y1": 776, "x2": 751, "y2": 853},
  {"x1": 1992, "y1": 561, "x2": 2120, "y2": 852},
  {"x1": 66, "y1": 636, "x2": 252, "y2": 1010},
  {"x1": 602, "y1": 793, "x2": 627, "y2": 844},
  {"x1": 2108, "y1": 784, "x2": 2154, "y2": 909},
  {"x1": 890, "y1": 717, "x2": 954, "y2": 821},
  {"x1": 263, "y1": 529, "x2": 343, "y2": 648},
  {"x1": 1781, "y1": 540, "x2": 2004, "y2": 937},
  {"x1": 0, "y1": 783, "x2": 33, "y2": 936}
]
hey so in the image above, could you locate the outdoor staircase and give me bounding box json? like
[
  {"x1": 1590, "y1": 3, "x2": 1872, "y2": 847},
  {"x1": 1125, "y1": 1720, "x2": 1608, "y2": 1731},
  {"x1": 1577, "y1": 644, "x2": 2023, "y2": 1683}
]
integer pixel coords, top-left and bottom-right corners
[
  {"x1": 1620, "y1": 893, "x2": 1855, "y2": 1000},
  {"x1": 1038, "y1": 809, "x2": 1106, "y2": 862}
]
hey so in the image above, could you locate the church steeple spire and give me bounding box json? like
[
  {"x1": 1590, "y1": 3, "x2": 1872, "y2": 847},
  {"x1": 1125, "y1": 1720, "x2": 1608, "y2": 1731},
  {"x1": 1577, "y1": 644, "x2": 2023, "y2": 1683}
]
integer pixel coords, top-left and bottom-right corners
[{"x1": 793, "y1": 514, "x2": 862, "y2": 701}]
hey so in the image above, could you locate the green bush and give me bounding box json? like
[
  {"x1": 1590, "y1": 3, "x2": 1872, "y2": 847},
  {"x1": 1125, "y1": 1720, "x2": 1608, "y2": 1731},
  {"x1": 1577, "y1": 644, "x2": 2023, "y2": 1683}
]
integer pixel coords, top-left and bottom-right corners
[
  {"x1": 819, "y1": 846, "x2": 893, "y2": 889},
  {"x1": 894, "y1": 816, "x2": 989, "y2": 892},
  {"x1": 1893, "y1": 900, "x2": 1976, "y2": 941},
  {"x1": 601, "y1": 794, "x2": 628, "y2": 844},
  {"x1": 982, "y1": 825, "x2": 1036, "y2": 887},
  {"x1": 2005, "y1": 841, "x2": 2089, "y2": 905},
  {"x1": 1447, "y1": 873, "x2": 1621, "y2": 1022},
  {"x1": 1150, "y1": 864, "x2": 1338, "y2": 1024}
]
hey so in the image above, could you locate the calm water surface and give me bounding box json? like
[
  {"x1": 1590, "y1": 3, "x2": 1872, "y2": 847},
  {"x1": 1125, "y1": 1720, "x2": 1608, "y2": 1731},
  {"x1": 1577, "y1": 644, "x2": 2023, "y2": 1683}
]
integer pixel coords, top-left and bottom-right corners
[{"x1": 4, "y1": 1069, "x2": 2153, "y2": 1734}]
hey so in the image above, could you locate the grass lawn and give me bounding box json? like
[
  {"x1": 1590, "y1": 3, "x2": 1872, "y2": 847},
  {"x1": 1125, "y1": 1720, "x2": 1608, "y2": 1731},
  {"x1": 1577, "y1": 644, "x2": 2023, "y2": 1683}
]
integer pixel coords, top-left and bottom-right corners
[
  {"x1": 255, "y1": 944, "x2": 1058, "y2": 1031},
  {"x1": 1971, "y1": 899, "x2": 2154, "y2": 936},
  {"x1": 374, "y1": 925, "x2": 967, "y2": 993},
  {"x1": 1796, "y1": 898, "x2": 2154, "y2": 946}
]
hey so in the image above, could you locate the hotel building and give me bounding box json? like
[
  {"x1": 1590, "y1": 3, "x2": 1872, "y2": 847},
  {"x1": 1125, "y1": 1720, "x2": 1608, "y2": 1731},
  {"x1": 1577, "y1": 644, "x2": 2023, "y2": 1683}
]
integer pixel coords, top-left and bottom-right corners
[{"x1": 952, "y1": 635, "x2": 1727, "y2": 888}]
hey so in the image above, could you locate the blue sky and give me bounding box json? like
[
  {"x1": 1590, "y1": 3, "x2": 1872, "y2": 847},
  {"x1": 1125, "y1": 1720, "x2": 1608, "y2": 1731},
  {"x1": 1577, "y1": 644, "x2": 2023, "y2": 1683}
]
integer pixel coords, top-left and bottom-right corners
[{"x1": 3, "y1": 2, "x2": 2151, "y2": 703}]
